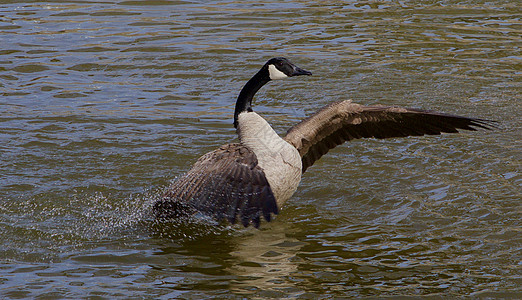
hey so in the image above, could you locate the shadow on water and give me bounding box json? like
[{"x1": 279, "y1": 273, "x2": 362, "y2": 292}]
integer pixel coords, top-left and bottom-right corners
[{"x1": 146, "y1": 213, "x2": 310, "y2": 297}]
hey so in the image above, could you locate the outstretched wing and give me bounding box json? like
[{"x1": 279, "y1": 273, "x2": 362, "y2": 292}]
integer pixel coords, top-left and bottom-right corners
[
  {"x1": 284, "y1": 100, "x2": 497, "y2": 173},
  {"x1": 154, "y1": 143, "x2": 277, "y2": 228}
]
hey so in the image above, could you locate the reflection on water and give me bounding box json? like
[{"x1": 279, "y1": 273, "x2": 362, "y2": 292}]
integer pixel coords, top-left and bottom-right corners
[{"x1": 1, "y1": 0, "x2": 520, "y2": 298}]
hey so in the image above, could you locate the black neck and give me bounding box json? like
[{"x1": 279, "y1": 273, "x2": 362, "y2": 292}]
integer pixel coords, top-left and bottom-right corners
[{"x1": 233, "y1": 68, "x2": 270, "y2": 128}]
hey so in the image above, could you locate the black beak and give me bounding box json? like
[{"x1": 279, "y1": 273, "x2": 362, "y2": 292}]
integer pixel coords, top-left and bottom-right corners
[{"x1": 291, "y1": 66, "x2": 312, "y2": 77}]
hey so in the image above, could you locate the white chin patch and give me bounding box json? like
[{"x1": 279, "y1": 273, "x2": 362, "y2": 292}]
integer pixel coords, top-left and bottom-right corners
[{"x1": 268, "y1": 64, "x2": 288, "y2": 80}]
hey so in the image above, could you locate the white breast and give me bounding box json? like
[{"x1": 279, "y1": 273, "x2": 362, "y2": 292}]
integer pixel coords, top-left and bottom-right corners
[{"x1": 236, "y1": 112, "x2": 302, "y2": 207}]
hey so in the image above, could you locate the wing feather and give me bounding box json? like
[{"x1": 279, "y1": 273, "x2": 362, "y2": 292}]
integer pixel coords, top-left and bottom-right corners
[
  {"x1": 154, "y1": 143, "x2": 278, "y2": 228},
  {"x1": 284, "y1": 100, "x2": 497, "y2": 172}
]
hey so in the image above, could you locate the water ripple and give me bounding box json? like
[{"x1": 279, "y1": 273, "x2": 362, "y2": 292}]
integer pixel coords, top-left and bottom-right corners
[{"x1": 0, "y1": 0, "x2": 520, "y2": 298}]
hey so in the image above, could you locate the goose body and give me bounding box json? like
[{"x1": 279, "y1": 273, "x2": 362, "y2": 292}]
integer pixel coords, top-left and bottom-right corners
[
  {"x1": 153, "y1": 57, "x2": 496, "y2": 228},
  {"x1": 237, "y1": 111, "x2": 302, "y2": 207}
]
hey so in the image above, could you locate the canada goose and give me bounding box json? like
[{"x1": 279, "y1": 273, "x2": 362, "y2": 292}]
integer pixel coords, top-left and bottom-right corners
[{"x1": 153, "y1": 57, "x2": 496, "y2": 228}]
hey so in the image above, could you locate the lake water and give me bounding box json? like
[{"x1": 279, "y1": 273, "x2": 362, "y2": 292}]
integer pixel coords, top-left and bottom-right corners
[{"x1": 0, "y1": 0, "x2": 520, "y2": 298}]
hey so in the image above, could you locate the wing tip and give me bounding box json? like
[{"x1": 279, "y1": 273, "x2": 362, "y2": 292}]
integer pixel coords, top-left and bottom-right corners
[{"x1": 469, "y1": 118, "x2": 500, "y2": 130}]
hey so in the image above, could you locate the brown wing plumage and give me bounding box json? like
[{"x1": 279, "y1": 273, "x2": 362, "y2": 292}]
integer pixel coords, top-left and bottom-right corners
[
  {"x1": 284, "y1": 100, "x2": 497, "y2": 173},
  {"x1": 153, "y1": 143, "x2": 277, "y2": 228}
]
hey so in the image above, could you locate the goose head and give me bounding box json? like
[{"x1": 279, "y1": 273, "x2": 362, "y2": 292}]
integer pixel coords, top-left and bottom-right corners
[
  {"x1": 233, "y1": 57, "x2": 312, "y2": 128},
  {"x1": 265, "y1": 57, "x2": 312, "y2": 80}
]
